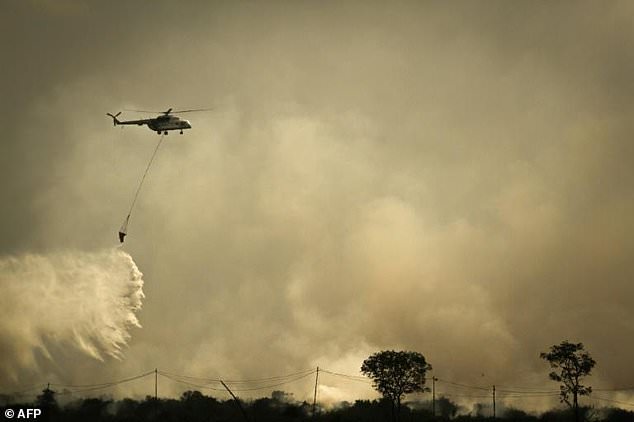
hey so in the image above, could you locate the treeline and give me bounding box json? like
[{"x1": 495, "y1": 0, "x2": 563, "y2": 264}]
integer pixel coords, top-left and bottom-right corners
[{"x1": 2, "y1": 389, "x2": 633, "y2": 422}]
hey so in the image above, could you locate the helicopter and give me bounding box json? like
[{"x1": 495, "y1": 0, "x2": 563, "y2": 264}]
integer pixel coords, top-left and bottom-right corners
[{"x1": 106, "y1": 108, "x2": 211, "y2": 135}]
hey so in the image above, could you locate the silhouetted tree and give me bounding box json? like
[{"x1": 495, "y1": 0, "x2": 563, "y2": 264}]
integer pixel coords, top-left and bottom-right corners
[
  {"x1": 36, "y1": 386, "x2": 57, "y2": 409},
  {"x1": 503, "y1": 407, "x2": 534, "y2": 421},
  {"x1": 35, "y1": 386, "x2": 58, "y2": 422},
  {"x1": 179, "y1": 390, "x2": 221, "y2": 422},
  {"x1": 361, "y1": 350, "x2": 432, "y2": 422},
  {"x1": 607, "y1": 407, "x2": 634, "y2": 422},
  {"x1": 8, "y1": 391, "x2": 634, "y2": 422},
  {"x1": 540, "y1": 341, "x2": 596, "y2": 422}
]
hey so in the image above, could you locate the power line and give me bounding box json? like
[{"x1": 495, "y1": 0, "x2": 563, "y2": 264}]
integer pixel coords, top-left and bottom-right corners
[
  {"x1": 496, "y1": 392, "x2": 561, "y2": 398},
  {"x1": 319, "y1": 369, "x2": 372, "y2": 384},
  {"x1": 158, "y1": 373, "x2": 225, "y2": 392},
  {"x1": 159, "y1": 370, "x2": 315, "y2": 392},
  {"x1": 1, "y1": 384, "x2": 47, "y2": 397},
  {"x1": 436, "y1": 378, "x2": 490, "y2": 391},
  {"x1": 320, "y1": 369, "x2": 367, "y2": 379},
  {"x1": 594, "y1": 386, "x2": 634, "y2": 392},
  {"x1": 495, "y1": 383, "x2": 560, "y2": 392},
  {"x1": 496, "y1": 388, "x2": 560, "y2": 394},
  {"x1": 52, "y1": 371, "x2": 155, "y2": 396},
  {"x1": 50, "y1": 370, "x2": 155, "y2": 389},
  {"x1": 591, "y1": 395, "x2": 634, "y2": 408},
  {"x1": 437, "y1": 392, "x2": 492, "y2": 399},
  {"x1": 159, "y1": 368, "x2": 315, "y2": 384},
  {"x1": 5, "y1": 367, "x2": 634, "y2": 412},
  {"x1": 227, "y1": 372, "x2": 316, "y2": 392},
  {"x1": 224, "y1": 369, "x2": 316, "y2": 384}
]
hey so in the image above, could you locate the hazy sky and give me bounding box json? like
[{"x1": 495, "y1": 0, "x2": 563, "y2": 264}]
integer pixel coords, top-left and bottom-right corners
[{"x1": 1, "y1": 0, "x2": 633, "y2": 412}]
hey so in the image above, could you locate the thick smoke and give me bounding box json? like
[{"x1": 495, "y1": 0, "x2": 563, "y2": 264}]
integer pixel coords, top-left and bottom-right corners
[
  {"x1": 2, "y1": 1, "x2": 634, "y2": 412},
  {"x1": 0, "y1": 249, "x2": 144, "y2": 383}
]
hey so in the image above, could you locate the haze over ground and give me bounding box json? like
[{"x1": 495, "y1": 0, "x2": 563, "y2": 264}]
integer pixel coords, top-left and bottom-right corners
[{"x1": 1, "y1": 0, "x2": 633, "y2": 411}]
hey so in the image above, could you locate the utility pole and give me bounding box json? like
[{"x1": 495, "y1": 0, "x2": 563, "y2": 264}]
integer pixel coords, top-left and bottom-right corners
[
  {"x1": 154, "y1": 368, "x2": 159, "y2": 420},
  {"x1": 312, "y1": 367, "x2": 320, "y2": 417},
  {"x1": 432, "y1": 376, "x2": 437, "y2": 417},
  {"x1": 492, "y1": 385, "x2": 496, "y2": 419},
  {"x1": 221, "y1": 380, "x2": 249, "y2": 422}
]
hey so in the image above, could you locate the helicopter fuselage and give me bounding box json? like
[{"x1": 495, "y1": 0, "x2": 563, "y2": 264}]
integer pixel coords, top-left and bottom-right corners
[
  {"x1": 107, "y1": 111, "x2": 192, "y2": 134},
  {"x1": 147, "y1": 115, "x2": 192, "y2": 134}
]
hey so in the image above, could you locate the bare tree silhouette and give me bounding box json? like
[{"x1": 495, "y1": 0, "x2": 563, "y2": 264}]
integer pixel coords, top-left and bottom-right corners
[{"x1": 540, "y1": 340, "x2": 596, "y2": 422}]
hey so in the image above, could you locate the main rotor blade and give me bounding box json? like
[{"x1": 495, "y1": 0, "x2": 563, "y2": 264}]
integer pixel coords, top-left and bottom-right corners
[
  {"x1": 123, "y1": 107, "x2": 215, "y2": 114},
  {"x1": 169, "y1": 107, "x2": 216, "y2": 113},
  {"x1": 123, "y1": 109, "x2": 162, "y2": 114}
]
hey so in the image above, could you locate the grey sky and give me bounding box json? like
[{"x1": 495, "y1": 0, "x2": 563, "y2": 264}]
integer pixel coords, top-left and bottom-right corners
[{"x1": 1, "y1": 0, "x2": 633, "y2": 410}]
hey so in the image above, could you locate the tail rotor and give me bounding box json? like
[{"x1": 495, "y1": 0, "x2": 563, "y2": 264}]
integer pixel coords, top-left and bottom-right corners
[{"x1": 106, "y1": 112, "x2": 122, "y2": 126}]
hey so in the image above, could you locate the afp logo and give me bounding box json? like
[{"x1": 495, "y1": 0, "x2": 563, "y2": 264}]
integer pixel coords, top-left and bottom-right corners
[{"x1": 4, "y1": 408, "x2": 42, "y2": 419}]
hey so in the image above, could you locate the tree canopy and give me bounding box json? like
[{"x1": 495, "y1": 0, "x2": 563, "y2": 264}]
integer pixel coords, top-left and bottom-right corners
[{"x1": 361, "y1": 350, "x2": 432, "y2": 422}]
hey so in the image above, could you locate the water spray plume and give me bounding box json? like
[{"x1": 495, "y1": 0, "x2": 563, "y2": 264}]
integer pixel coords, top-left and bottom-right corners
[{"x1": 0, "y1": 248, "x2": 144, "y2": 382}]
